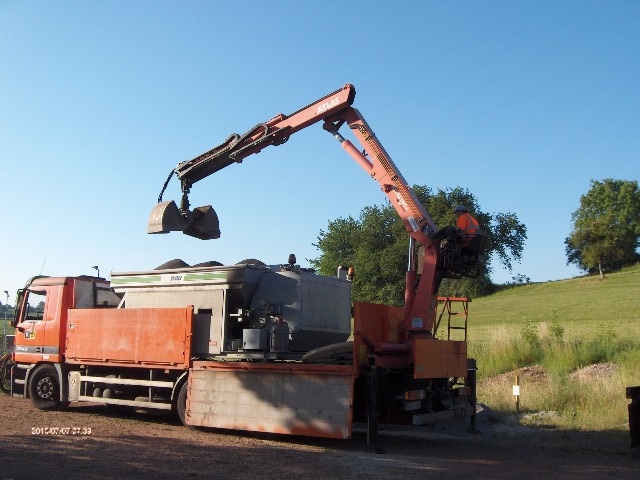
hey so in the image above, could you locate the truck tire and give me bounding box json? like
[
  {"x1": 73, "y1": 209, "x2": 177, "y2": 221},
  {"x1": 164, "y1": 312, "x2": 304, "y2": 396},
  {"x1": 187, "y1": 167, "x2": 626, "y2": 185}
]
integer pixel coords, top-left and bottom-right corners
[
  {"x1": 0, "y1": 353, "x2": 13, "y2": 394},
  {"x1": 630, "y1": 392, "x2": 640, "y2": 448},
  {"x1": 176, "y1": 380, "x2": 193, "y2": 428},
  {"x1": 28, "y1": 364, "x2": 67, "y2": 411}
]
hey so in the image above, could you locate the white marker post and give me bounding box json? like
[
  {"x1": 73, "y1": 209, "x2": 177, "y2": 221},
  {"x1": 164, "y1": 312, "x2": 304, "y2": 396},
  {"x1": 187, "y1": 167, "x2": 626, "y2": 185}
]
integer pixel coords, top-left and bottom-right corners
[{"x1": 513, "y1": 374, "x2": 520, "y2": 414}]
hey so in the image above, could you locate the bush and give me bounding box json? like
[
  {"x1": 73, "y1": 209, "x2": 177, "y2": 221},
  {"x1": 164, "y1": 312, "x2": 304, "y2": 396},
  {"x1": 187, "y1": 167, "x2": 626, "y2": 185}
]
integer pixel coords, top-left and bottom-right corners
[{"x1": 439, "y1": 274, "x2": 497, "y2": 298}]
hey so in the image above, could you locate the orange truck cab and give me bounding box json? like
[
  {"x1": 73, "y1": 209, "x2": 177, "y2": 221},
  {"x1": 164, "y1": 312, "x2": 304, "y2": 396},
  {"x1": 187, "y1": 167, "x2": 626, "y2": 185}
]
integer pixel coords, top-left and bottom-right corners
[
  {"x1": 11, "y1": 275, "x2": 192, "y2": 412},
  {"x1": 13, "y1": 276, "x2": 117, "y2": 365}
]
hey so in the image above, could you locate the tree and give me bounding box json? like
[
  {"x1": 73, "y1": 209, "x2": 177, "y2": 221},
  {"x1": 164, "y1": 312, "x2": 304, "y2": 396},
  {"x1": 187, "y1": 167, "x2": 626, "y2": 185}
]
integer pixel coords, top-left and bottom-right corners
[
  {"x1": 565, "y1": 179, "x2": 640, "y2": 278},
  {"x1": 311, "y1": 185, "x2": 527, "y2": 305}
]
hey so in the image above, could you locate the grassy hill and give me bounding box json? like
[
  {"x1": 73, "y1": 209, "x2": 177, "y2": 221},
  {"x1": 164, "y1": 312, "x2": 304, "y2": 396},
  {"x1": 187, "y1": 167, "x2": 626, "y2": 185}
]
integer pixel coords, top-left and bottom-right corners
[
  {"x1": 464, "y1": 264, "x2": 640, "y2": 432},
  {"x1": 469, "y1": 264, "x2": 640, "y2": 343}
]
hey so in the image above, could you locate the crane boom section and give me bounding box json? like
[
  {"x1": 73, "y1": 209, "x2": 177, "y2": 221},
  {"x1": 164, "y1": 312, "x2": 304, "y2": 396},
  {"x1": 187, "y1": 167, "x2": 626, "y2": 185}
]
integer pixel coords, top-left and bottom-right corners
[
  {"x1": 173, "y1": 84, "x2": 356, "y2": 187},
  {"x1": 322, "y1": 107, "x2": 440, "y2": 332},
  {"x1": 325, "y1": 107, "x2": 437, "y2": 236}
]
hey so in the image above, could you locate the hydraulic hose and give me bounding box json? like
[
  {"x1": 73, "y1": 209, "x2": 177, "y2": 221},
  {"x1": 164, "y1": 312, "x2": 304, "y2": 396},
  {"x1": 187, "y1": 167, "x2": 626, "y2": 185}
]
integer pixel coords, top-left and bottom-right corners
[{"x1": 301, "y1": 341, "x2": 353, "y2": 364}]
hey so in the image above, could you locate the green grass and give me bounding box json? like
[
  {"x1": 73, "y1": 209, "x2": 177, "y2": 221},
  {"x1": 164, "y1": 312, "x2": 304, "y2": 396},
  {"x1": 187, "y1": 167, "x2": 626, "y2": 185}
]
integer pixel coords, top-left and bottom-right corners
[
  {"x1": 467, "y1": 264, "x2": 640, "y2": 432},
  {"x1": 469, "y1": 265, "x2": 640, "y2": 344},
  {"x1": 0, "y1": 319, "x2": 14, "y2": 354}
]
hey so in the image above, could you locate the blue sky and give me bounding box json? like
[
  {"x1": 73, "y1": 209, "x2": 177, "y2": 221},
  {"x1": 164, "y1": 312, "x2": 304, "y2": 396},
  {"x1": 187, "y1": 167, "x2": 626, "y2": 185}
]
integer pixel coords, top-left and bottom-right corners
[{"x1": 1, "y1": 1, "x2": 639, "y2": 304}]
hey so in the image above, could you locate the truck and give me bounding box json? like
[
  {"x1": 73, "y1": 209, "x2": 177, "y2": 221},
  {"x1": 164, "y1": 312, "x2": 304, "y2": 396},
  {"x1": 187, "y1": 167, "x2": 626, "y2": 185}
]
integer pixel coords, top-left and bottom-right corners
[{"x1": 4, "y1": 84, "x2": 485, "y2": 443}]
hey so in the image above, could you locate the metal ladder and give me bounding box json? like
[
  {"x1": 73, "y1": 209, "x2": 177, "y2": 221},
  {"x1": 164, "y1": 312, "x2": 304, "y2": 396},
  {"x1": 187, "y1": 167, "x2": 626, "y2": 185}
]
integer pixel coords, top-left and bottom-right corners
[{"x1": 435, "y1": 297, "x2": 470, "y2": 341}]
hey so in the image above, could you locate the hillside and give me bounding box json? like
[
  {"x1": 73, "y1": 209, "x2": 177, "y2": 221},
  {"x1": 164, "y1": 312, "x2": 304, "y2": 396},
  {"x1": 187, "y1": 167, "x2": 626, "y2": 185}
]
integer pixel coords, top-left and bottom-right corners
[
  {"x1": 468, "y1": 265, "x2": 640, "y2": 344},
  {"x1": 464, "y1": 265, "x2": 640, "y2": 433}
]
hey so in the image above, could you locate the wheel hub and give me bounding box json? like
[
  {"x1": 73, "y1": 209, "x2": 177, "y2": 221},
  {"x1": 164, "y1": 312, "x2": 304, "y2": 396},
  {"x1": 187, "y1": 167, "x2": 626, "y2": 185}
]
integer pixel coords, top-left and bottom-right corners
[{"x1": 37, "y1": 377, "x2": 54, "y2": 399}]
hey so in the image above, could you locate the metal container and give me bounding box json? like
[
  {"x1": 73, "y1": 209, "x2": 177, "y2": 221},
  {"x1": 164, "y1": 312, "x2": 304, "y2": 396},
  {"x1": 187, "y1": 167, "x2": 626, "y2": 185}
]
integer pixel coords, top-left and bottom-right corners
[
  {"x1": 110, "y1": 262, "x2": 351, "y2": 356},
  {"x1": 249, "y1": 269, "x2": 351, "y2": 352}
]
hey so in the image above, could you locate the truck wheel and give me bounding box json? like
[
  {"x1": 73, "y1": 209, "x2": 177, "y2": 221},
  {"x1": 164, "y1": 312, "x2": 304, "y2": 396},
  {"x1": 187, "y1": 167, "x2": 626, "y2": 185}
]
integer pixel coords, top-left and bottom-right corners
[
  {"x1": 28, "y1": 365, "x2": 66, "y2": 411},
  {"x1": 176, "y1": 380, "x2": 198, "y2": 429},
  {"x1": 0, "y1": 353, "x2": 14, "y2": 394}
]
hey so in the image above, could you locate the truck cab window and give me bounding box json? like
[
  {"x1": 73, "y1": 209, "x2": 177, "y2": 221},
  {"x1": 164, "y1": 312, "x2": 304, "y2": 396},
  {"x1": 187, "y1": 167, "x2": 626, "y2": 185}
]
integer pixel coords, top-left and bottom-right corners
[{"x1": 24, "y1": 291, "x2": 46, "y2": 321}]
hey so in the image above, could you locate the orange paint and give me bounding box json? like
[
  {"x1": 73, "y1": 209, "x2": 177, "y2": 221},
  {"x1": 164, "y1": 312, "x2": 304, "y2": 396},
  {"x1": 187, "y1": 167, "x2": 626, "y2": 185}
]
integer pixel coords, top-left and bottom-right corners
[{"x1": 66, "y1": 307, "x2": 192, "y2": 368}]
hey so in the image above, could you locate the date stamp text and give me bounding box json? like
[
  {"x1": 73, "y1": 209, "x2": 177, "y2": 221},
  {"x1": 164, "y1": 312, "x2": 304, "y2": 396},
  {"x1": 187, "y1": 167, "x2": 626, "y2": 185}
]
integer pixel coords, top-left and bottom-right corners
[{"x1": 31, "y1": 427, "x2": 92, "y2": 435}]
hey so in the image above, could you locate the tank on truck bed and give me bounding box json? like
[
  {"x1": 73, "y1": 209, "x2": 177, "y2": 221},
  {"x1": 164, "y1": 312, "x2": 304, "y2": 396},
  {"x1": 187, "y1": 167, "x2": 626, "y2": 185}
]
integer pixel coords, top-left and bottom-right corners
[{"x1": 110, "y1": 260, "x2": 352, "y2": 361}]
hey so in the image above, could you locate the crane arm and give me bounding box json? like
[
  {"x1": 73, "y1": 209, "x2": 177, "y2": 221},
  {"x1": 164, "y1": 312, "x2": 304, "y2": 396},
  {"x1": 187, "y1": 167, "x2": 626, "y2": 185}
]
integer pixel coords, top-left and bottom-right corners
[
  {"x1": 322, "y1": 107, "x2": 440, "y2": 333},
  {"x1": 148, "y1": 84, "x2": 356, "y2": 240},
  {"x1": 148, "y1": 84, "x2": 445, "y2": 333},
  {"x1": 167, "y1": 84, "x2": 356, "y2": 192}
]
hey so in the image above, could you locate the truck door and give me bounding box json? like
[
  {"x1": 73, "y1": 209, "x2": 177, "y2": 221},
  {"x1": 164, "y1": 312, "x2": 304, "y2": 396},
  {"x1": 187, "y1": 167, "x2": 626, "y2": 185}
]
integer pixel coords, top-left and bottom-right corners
[{"x1": 14, "y1": 288, "x2": 50, "y2": 363}]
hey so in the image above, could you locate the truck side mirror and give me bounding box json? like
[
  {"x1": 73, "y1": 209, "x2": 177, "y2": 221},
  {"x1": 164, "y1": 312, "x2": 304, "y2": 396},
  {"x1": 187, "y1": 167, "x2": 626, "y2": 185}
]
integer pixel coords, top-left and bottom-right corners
[{"x1": 10, "y1": 289, "x2": 23, "y2": 327}]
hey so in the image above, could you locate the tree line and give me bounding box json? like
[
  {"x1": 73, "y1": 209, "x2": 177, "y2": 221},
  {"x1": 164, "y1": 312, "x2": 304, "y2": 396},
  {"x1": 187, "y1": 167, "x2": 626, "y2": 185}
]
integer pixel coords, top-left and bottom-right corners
[
  {"x1": 310, "y1": 185, "x2": 527, "y2": 305},
  {"x1": 311, "y1": 178, "x2": 638, "y2": 305},
  {"x1": 565, "y1": 179, "x2": 639, "y2": 279}
]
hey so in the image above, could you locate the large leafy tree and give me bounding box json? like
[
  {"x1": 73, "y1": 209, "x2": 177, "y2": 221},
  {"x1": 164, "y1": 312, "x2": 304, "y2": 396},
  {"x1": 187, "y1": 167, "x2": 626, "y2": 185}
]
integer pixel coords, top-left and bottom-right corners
[
  {"x1": 311, "y1": 186, "x2": 527, "y2": 305},
  {"x1": 565, "y1": 179, "x2": 640, "y2": 278}
]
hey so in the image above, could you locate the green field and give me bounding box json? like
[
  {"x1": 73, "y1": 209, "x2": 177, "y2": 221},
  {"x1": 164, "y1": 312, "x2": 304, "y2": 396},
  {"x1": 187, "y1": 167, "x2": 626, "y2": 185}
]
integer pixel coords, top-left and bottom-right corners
[
  {"x1": 465, "y1": 264, "x2": 640, "y2": 431},
  {"x1": 469, "y1": 265, "x2": 640, "y2": 342}
]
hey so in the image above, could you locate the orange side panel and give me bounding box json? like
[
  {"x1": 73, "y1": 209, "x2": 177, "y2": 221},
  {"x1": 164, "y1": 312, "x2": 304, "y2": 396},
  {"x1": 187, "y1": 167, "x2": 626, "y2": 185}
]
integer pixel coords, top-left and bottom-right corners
[
  {"x1": 413, "y1": 339, "x2": 467, "y2": 379},
  {"x1": 65, "y1": 307, "x2": 192, "y2": 368},
  {"x1": 353, "y1": 301, "x2": 404, "y2": 346},
  {"x1": 353, "y1": 301, "x2": 409, "y2": 373}
]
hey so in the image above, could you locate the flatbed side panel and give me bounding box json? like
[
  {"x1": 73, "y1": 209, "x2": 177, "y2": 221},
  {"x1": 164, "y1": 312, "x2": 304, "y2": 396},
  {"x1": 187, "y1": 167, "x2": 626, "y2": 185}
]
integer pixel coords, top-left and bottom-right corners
[
  {"x1": 66, "y1": 307, "x2": 192, "y2": 367},
  {"x1": 187, "y1": 363, "x2": 353, "y2": 439}
]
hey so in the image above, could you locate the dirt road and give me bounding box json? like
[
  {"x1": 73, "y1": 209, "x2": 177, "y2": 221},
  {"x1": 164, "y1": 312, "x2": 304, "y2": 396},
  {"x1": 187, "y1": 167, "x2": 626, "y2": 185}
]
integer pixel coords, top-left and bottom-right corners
[{"x1": 0, "y1": 394, "x2": 636, "y2": 480}]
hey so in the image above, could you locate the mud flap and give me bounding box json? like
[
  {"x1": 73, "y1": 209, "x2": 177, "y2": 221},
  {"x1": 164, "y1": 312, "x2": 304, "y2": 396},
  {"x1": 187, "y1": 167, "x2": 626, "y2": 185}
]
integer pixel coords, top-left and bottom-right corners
[{"x1": 365, "y1": 366, "x2": 380, "y2": 445}]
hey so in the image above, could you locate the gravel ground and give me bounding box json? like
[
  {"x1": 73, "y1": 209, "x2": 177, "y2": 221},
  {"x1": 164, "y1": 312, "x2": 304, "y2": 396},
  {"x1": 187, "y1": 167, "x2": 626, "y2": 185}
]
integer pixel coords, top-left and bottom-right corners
[{"x1": 0, "y1": 393, "x2": 637, "y2": 480}]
